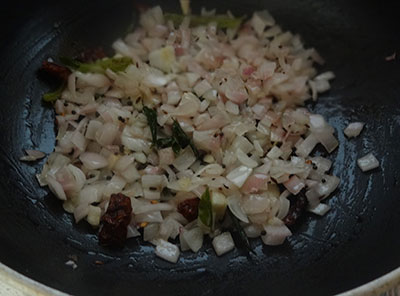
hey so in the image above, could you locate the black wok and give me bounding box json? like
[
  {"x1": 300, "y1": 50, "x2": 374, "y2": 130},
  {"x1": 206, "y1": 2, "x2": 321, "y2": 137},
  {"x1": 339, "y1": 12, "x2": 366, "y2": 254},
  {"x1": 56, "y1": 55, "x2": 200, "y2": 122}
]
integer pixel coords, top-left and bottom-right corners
[{"x1": 0, "y1": 0, "x2": 399, "y2": 295}]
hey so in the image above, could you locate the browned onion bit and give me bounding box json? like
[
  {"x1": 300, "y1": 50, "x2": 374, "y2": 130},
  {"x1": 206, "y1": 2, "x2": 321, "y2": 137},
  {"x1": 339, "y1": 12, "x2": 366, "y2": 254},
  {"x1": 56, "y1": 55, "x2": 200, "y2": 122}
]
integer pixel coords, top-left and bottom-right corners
[
  {"x1": 98, "y1": 193, "x2": 132, "y2": 247},
  {"x1": 177, "y1": 198, "x2": 200, "y2": 222}
]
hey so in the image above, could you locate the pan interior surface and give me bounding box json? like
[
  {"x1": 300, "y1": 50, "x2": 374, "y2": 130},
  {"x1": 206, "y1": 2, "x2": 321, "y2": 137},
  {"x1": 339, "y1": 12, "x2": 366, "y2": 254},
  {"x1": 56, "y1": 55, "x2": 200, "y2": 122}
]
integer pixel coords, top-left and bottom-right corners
[{"x1": 0, "y1": 0, "x2": 399, "y2": 295}]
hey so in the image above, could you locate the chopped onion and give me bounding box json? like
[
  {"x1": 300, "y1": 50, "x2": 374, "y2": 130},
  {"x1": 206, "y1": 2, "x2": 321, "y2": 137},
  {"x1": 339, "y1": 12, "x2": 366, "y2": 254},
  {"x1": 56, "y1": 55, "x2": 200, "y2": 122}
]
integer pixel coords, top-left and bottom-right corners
[
  {"x1": 143, "y1": 223, "x2": 160, "y2": 241},
  {"x1": 79, "y1": 152, "x2": 108, "y2": 170},
  {"x1": 296, "y1": 134, "x2": 319, "y2": 157},
  {"x1": 227, "y1": 194, "x2": 249, "y2": 223},
  {"x1": 172, "y1": 147, "x2": 196, "y2": 172},
  {"x1": 127, "y1": 225, "x2": 141, "y2": 238},
  {"x1": 182, "y1": 227, "x2": 203, "y2": 252},
  {"x1": 74, "y1": 204, "x2": 89, "y2": 223},
  {"x1": 277, "y1": 190, "x2": 291, "y2": 219},
  {"x1": 242, "y1": 194, "x2": 270, "y2": 215},
  {"x1": 212, "y1": 232, "x2": 235, "y2": 256},
  {"x1": 357, "y1": 153, "x2": 379, "y2": 172},
  {"x1": 133, "y1": 202, "x2": 174, "y2": 215},
  {"x1": 135, "y1": 211, "x2": 163, "y2": 223},
  {"x1": 308, "y1": 203, "x2": 331, "y2": 216},
  {"x1": 261, "y1": 220, "x2": 292, "y2": 246},
  {"x1": 236, "y1": 149, "x2": 258, "y2": 168},
  {"x1": 344, "y1": 122, "x2": 364, "y2": 138},
  {"x1": 155, "y1": 239, "x2": 180, "y2": 263},
  {"x1": 114, "y1": 155, "x2": 135, "y2": 172},
  {"x1": 244, "y1": 224, "x2": 263, "y2": 238},
  {"x1": 226, "y1": 165, "x2": 253, "y2": 188},
  {"x1": 283, "y1": 175, "x2": 305, "y2": 195},
  {"x1": 20, "y1": 149, "x2": 46, "y2": 162},
  {"x1": 46, "y1": 176, "x2": 67, "y2": 200}
]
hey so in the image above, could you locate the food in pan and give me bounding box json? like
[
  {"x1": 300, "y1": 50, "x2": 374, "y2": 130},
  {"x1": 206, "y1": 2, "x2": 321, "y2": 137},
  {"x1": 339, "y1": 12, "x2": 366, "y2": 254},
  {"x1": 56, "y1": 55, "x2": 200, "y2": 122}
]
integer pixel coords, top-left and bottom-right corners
[{"x1": 37, "y1": 6, "x2": 344, "y2": 263}]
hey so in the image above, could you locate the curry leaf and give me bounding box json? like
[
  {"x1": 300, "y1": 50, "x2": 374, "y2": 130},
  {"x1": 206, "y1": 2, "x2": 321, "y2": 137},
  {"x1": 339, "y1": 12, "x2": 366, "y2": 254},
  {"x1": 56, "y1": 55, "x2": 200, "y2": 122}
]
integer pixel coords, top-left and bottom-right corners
[
  {"x1": 172, "y1": 120, "x2": 199, "y2": 158},
  {"x1": 143, "y1": 106, "x2": 158, "y2": 145},
  {"x1": 42, "y1": 82, "x2": 66, "y2": 103},
  {"x1": 198, "y1": 188, "x2": 213, "y2": 229},
  {"x1": 228, "y1": 208, "x2": 255, "y2": 254},
  {"x1": 60, "y1": 56, "x2": 132, "y2": 74}
]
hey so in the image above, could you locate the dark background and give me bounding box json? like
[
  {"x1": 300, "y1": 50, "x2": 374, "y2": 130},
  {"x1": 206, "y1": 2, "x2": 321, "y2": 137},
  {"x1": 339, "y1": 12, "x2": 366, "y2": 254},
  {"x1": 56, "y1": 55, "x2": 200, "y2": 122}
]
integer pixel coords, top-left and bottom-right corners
[{"x1": 0, "y1": 0, "x2": 399, "y2": 295}]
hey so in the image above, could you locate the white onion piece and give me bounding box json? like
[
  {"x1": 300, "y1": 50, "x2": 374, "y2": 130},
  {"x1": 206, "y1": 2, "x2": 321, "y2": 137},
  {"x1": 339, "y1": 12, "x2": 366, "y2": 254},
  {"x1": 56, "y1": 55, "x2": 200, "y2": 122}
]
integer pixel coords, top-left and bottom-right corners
[
  {"x1": 314, "y1": 71, "x2": 335, "y2": 81},
  {"x1": 121, "y1": 164, "x2": 141, "y2": 183},
  {"x1": 135, "y1": 211, "x2": 163, "y2": 223},
  {"x1": 283, "y1": 175, "x2": 305, "y2": 195},
  {"x1": 79, "y1": 152, "x2": 108, "y2": 170},
  {"x1": 133, "y1": 202, "x2": 174, "y2": 215},
  {"x1": 296, "y1": 134, "x2": 319, "y2": 157},
  {"x1": 195, "y1": 164, "x2": 224, "y2": 177},
  {"x1": 179, "y1": 231, "x2": 190, "y2": 251},
  {"x1": 127, "y1": 225, "x2": 141, "y2": 238},
  {"x1": 96, "y1": 123, "x2": 118, "y2": 146},
  {"x1": 242, "y1": 194, "x2": 270, "y2": 215},
  {"x1": 141, "y1": 175, "x2": 167, "y2": 189},
  {"x1": 306, "y1": 175, "x2": 340, "y2": 206},
  {"x1": 244, "y1": 224, "x2": 263, "y2": 238},
  {"x1": 266, "y1": 146, "x2": 283, "y2": 159},
  {"x1": 155, "y1": 239, "x2": 180, "y2": 263},
  {"x1": 212, "y1": 232, "x2": 235, "y2": 256},
  {"x1": 20, "y1": 150, "x2": 46, "y2": 162},
  {"x1": 67, "y1": 164, "x2": 86, "y2": 192},
  {"x1": 85, "y1": 120, "x2": 102, "y2": 140},
  {"x1": 182, "y1": 227, "x2": 203, "y2": 252},
  {"x1": 313, "y1": 131, "x2": 338, "y2": 153},
  {"x1": 226, "y1": 165, "x2": 253, "y2": 188},
  {"x1": 193, "y1": 80, "x2": 212, "y2": 97},
  {"x1": 76, "y1": 72, "x2": 110, "y2": 88},
  {"x1": 227, "y1": 194, "x2": 249, "y2": 223},
  {"x1": 73, "y1": 204, "x2": 89, "y2": 223},
  {"x1": 262, "y1": 222, "x2": 292, "y2": 246},
  {"x1": 357, "y1": 153, "x2": 379, "y2": 172},
  {"x1": 143, "y1": 189, "x2": 161, "y2": 200},
  {"x1": 170, "y1": 92, "x2": 200, "y2": 117},
  {"x1": 250, "y1": 10, "x2": 275, "y2": 36},
  {"x1": 78, "y1": 184, "x2": 105, "y2": 205},
  {"x1": 143, "y1": 223, "x2": 160, "y2": 241},
  {"x1": 172, "y1": 147, "x2": 196, "y2": 172},
  {"x1": 158, "y1": 147, "x2": 175, "y2": 166},
  {"x1": 114, "y1": 155, "x2": 135, "y2": 172},
  {"x1": 71, "y1": 131, "x2": 87, "y2": 151},
  {"x1": 308, "y1": 203, "x2": 331, "y2": 216},
  {"x1": 310, "y1": 156, "x2": 332, "y2": 173},
  {"x1": 121, "y1": 136, "x2": 151, "y2": 153},
  {"x1": 344, "y1": 122, "x2": 364, "y2": 138},
  {"x1": 236, "y1": 149, "x2": 258, "y2": 168},
  {"x1": 103, "y1": 175, "x2": 126, "y2": 197},
  {"x1": 277, "y1": 190, "x2": 291, "y2": 219},
  {"x1": 149, "y1": 46, "x2": 176, "y2": 73},
  {"x1": 160, "y1": 218, "x2": 181, "y2": 240},
  {"x1": 46, "y1": 176, "x2": 67, "y2": 200},
  {"x1": 86, "y1": 205, "x2": 101, "y2": 226},
  {"x1": 241, "y1": 174, "x2": 269, "y2": 194}
]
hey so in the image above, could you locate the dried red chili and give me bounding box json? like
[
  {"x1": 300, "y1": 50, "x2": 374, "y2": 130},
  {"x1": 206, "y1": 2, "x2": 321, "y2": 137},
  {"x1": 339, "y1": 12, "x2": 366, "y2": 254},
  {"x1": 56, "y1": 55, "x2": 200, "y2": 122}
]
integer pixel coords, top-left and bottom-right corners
[
  {"x1": 177, "y1": 198, "x2": 200, "y2": 222},
  {"x1": 40, "y1": 61, "x2": 71, "y2": 81},
  {"x1": 98, "y1": 193, "x2": 132, "y2": 247},
  {"x1": 282, "y1": 190, "x2": 308, "y2": 226}
]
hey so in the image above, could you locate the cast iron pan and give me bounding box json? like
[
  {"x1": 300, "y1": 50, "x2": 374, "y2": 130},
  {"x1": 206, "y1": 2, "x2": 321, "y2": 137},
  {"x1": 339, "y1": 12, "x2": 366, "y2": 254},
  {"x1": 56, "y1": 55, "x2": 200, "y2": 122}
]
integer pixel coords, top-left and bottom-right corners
[{"x1": 0, "y1": 0, "x2": 399, "y2": 295}]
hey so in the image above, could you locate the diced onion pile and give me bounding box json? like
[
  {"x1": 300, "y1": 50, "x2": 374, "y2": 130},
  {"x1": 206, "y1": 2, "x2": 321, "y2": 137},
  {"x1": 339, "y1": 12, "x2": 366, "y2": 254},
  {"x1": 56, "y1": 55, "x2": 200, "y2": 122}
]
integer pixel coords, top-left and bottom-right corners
[{"x1": 38, "y1": 6, "x2": 347, "y2": 262}]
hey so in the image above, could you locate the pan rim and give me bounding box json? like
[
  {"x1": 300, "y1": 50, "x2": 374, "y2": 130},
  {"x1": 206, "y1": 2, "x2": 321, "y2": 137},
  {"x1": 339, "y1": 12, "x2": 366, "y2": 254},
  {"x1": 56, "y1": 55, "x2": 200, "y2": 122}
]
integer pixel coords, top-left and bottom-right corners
[{"x1": 0, "y1": 261, "x2": 399, "y2": 296}]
